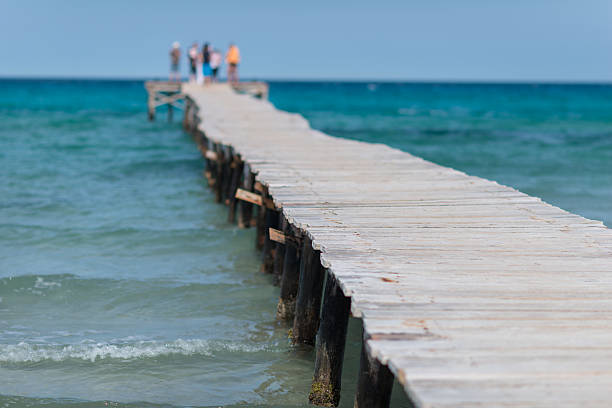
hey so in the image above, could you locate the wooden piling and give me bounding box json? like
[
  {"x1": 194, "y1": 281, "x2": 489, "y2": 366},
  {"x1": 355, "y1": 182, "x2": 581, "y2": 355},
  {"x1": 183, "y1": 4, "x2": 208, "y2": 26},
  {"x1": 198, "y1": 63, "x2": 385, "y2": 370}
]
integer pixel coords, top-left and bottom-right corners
[
  {"x1": 354, "y1": 339, "x2": 395, "y2": 408},
  {"x1": 222, "y1": 147, "x2": 234, "y2": 204},
  {"x1": 227, "y1": 157, "x2": 244, "y2": 223},
  {"x1": 204, "y1": 139, "x2": 216, "y2": 188},
  {"x1": 213, "y1": 144, "x2": 225, "y2": 203},
  {"x1": 182, "y1": 99, "x2": 190, "y2": 129},
  {"x1": 194, "y1": 129, "x2": 205, "y2": 152},
  {"x1": 272, "y1": 214, "x2": 287, "y2": 285},
  {"x1": 147, "y1": 90, "x2": 155, "y2": 121},
  {"x1": 255, "y1": 186, "x2": 267, "y2": 251},
  {"x1": 309, "y1": 272, "x2": 351, "y2": 407},
  {"x1": 237, "y1": 168, "x2": 255, "y2": 228},
  {"x1": 261, "y1": 206, "x2": 279, "y2": 274},
  {"x1": 277, "y1": 223, "x2": 302, "y2": 321},
  {"x1": 185, "y1": 100, "x2": 200, "y2": 133},
  {"x1": 291, "y1": 236, "x2": 325, "y2": 345},
  {"x1": 220, "y1": 147, "x2": 233, "y2": 204}
]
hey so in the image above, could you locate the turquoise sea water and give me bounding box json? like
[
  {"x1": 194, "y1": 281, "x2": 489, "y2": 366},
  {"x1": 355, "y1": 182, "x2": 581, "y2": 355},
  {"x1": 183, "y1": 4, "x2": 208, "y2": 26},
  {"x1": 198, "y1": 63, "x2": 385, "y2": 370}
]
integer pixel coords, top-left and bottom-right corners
[{"x1": 1, "y1": 79, "x2": 611, "y2": 407}]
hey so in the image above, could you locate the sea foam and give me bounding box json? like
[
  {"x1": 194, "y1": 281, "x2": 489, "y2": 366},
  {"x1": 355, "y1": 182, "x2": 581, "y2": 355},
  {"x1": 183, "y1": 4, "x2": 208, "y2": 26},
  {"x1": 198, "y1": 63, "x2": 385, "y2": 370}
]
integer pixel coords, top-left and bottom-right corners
[{"x1": 0, "y1": 339, "x2": 271, "y2": 363}]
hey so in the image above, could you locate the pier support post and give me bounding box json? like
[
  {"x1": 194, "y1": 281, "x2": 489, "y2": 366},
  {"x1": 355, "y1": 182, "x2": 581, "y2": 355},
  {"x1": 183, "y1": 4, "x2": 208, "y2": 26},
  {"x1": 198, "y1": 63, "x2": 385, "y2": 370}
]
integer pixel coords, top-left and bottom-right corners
[
  {"x1": 182, "y1": 100, "x2": 190, "y2": 129},
  {"x1": 292, "y1": 236, "x2": 325, "y2": 345},
  {"x1": 255, "y1": 186, "x2": 267, "y2": 251},
  {"x1": 148, "y1": 96, "x2": 155, "y2": 121},
  {"x1": 354, "y1": 338, "x2": 395, "y2": 408},
  {"x1": 204, "y1": 139, "x2": 216, "y2": 188},
  {"x1": 272, "y1": 213, "x2": 287, "y2": 285},
  {"x1": 309, "y1": 272, "x2": 351, "y2": 407},
  {"x1": 261, "y1": 206, "x2": 279, "y2": 274},
  {"x1": 222, "y1": 148, "x2": 235, "y2": 204},
  {"x1": 237, "y1": 168, "x2": 255, "y2": 228},
  {"x1": 194, "y1": 130, "x2": 205, "y2": 151},
  {"x1": 220, "y1": 147, "x2": 233, "y2": 204},
  {"x1": 227, "y1": 157, "x2": 244, "y2": 223},
  {"x1": 187, "y1": 104, "x2": 200, "y2": 134},
  {"x1": 277, "y1": 223, "x2": 302, "y2": 321},
  {"x1": 213, "y1": 144, "x2": 225, "y2": 202}
]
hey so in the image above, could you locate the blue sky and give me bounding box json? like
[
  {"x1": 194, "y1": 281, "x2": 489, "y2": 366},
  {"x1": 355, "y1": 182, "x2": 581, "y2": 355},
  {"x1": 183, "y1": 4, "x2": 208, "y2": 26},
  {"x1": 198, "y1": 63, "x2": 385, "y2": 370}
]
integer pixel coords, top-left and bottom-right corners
[{"x1": 1, "y1": 0, "x2": 611, "y2": 81}]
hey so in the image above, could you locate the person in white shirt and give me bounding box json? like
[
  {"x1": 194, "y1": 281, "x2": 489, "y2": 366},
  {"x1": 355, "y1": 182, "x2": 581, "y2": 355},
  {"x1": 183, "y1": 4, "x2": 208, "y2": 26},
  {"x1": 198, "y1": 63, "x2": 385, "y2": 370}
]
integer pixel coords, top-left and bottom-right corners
[
  {"x1": 210, "y1": 49, "x2": 222, "y2": 82},
  {"x1": 188, "y1": 43, "x2": 198, "y2": 82}
]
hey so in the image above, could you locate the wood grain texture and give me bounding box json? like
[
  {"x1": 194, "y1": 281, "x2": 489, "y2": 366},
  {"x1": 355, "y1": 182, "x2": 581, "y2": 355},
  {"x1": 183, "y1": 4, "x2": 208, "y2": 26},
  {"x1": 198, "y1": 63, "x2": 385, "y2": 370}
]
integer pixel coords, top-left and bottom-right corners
[
  {"x1": 235, "y1": 188, "x2": 263, "y2": 207},
  {"x1": 183, "y1": 83, "x2": 612, "y2": 407},
  {"x1": 310, "y1": 273, "x2": 351, "y2": 407},
  {"x1": 269, "y1": 228, "x2": 286, "y2": 244},
  {"x1": 292, "y1": 236, "x2": 325, "y2": 345}
]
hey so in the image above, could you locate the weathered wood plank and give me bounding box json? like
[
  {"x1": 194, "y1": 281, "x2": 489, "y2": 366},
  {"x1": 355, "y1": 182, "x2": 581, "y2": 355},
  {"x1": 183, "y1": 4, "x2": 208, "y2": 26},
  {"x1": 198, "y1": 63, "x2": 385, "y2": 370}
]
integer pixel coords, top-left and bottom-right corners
[
  {"x1": 182, "y1": 82, "x2": 612, "y2": 408},
  {"x1": 235, "y1": 188, "x2": 263, "y2": 207},
  {"x1": 269, "y1": 228, "x2": 285, "y2": 244}
]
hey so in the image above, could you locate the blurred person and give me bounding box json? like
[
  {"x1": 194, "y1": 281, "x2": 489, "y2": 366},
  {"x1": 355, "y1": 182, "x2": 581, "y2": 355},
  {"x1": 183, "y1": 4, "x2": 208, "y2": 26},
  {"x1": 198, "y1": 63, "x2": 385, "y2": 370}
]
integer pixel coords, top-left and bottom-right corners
[
  {"x1": 202, "y1": 43, "x2": 212, "y2": 85},
  {"x1": 188, "y1": 42, "x2": 198, "y2": 82},
  {"x1": 226, "y1": 43, "x2": 240, "y2": 85},
  {"x1": 169, "y1": 42, "x2": 181, "y2": 82},
  {"x1": 210, "y1": 49, "x2": 222, "y2": 82},
  {"x1": 196, "y1": 47, "x2": 204, "y2": 85}
]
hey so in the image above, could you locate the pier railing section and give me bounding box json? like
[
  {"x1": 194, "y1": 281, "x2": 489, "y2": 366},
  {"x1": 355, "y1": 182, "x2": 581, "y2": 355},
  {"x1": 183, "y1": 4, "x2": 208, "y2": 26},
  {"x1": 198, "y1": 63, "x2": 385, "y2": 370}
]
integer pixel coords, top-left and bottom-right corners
[{"x1": 145, "y1": 81, "x2": 268, "y2": 122}]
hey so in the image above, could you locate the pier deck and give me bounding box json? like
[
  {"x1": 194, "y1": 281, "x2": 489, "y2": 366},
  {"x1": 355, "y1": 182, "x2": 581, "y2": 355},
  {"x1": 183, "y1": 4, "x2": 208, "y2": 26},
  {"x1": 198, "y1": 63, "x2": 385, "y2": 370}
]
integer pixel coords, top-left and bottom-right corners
[{"x1": 181, "y1": 83, "x2": 612, "y2": 407}]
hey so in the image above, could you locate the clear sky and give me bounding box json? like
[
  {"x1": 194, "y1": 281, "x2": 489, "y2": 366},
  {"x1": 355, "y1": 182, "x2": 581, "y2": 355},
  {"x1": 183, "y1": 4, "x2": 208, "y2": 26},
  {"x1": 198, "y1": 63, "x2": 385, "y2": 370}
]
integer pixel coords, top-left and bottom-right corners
[{"x1": 1, "y1": 0, "x2": 611, "y2": 81}]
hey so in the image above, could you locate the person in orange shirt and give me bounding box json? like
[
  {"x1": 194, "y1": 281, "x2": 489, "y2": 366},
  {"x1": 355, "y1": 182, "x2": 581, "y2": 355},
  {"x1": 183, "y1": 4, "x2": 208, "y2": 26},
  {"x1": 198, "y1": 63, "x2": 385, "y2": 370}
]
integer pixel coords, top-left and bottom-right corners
[{"x1": 226, "y1": 43, "x2": 241, "y2": 85}]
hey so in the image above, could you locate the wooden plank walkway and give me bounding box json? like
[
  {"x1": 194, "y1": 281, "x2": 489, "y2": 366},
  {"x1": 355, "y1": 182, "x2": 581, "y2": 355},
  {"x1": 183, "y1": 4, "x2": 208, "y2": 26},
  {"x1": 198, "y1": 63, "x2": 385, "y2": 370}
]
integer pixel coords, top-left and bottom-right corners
[
  {"x1": 144, "y1": 81, "x2": 267, "y2": 121},
  {"x1": 181, "y1": 83, "x2": 612, "y2": 407}
]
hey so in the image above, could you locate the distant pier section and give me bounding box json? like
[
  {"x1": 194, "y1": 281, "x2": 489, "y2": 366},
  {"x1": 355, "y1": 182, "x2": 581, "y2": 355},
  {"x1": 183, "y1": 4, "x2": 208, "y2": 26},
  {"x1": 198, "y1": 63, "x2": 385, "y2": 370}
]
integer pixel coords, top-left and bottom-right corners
[
  {"x1": 145, "y1": 81, "x2": 184, "y2": 121},
  {"x1": 176, "y1": 82, "x2": 612, "y2": 407},
  {"x1": 145, "y1": 81, "x2": 268, "y2": 121}
]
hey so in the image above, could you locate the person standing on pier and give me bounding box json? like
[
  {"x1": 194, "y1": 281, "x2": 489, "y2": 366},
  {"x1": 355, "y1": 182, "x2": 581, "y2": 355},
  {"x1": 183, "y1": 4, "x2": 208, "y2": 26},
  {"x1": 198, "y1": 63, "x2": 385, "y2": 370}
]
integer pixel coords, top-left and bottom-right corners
[
  {"x1": 210, "y1": 49, "x2": 222, "y2": 82},
  {"x1": 226, "y1": 43, "x2": 240, "y2": 85},
  {"x1": 188, "y1": 42, "x2": 198, "y2": 82},
  {"x1": 196, "y1": 46, "x2": 204, "y2": 85},
  {"x1": 169, "y1": 42, "x2": 181, "y2": 82},
  {"x1": 202, "y1": 43, "x2": 212, "y2": 85}
]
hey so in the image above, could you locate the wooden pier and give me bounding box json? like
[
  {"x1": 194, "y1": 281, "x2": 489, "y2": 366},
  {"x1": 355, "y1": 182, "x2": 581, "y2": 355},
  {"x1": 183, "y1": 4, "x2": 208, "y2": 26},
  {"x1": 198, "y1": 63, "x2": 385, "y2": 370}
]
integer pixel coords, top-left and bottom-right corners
[
  {"x1": 145, "y1": 81, "x2": 268, "y2": 121},
  {"x1": 180, "y1": 83, "x2": 612, "y2": 407},
  {"x1": 145, "y1": 81, "x2": 184, "y2": 121}
]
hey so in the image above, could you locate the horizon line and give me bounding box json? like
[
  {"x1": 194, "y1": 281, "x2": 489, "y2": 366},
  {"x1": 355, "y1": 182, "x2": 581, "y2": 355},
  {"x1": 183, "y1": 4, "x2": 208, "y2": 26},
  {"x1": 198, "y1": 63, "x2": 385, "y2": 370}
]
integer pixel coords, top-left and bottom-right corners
[{"x1": 1, "y1": 74, "x2": 612, "y2": 86}]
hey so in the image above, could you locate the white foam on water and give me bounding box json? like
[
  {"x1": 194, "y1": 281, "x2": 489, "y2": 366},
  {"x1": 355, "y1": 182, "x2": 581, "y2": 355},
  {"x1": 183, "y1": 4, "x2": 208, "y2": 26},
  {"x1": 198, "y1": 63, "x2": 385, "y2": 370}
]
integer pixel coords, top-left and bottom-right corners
[
  {"x1": 33, "y1": 277, "x2": 62, "y2": 289},
  {"x1": 0, "y1": 339, "x2": 274, "y2": 363}
]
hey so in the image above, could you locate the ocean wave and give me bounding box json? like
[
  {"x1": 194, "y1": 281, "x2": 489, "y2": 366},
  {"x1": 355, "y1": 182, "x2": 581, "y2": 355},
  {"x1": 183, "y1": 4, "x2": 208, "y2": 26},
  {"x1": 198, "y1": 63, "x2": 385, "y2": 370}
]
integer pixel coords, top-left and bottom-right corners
[
  {"x1": 0, "y1": 339, "x2": 273, "y2": 363},
  {"x1": 0, "y1": 274, "x2": 72, "y2": 291}
]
